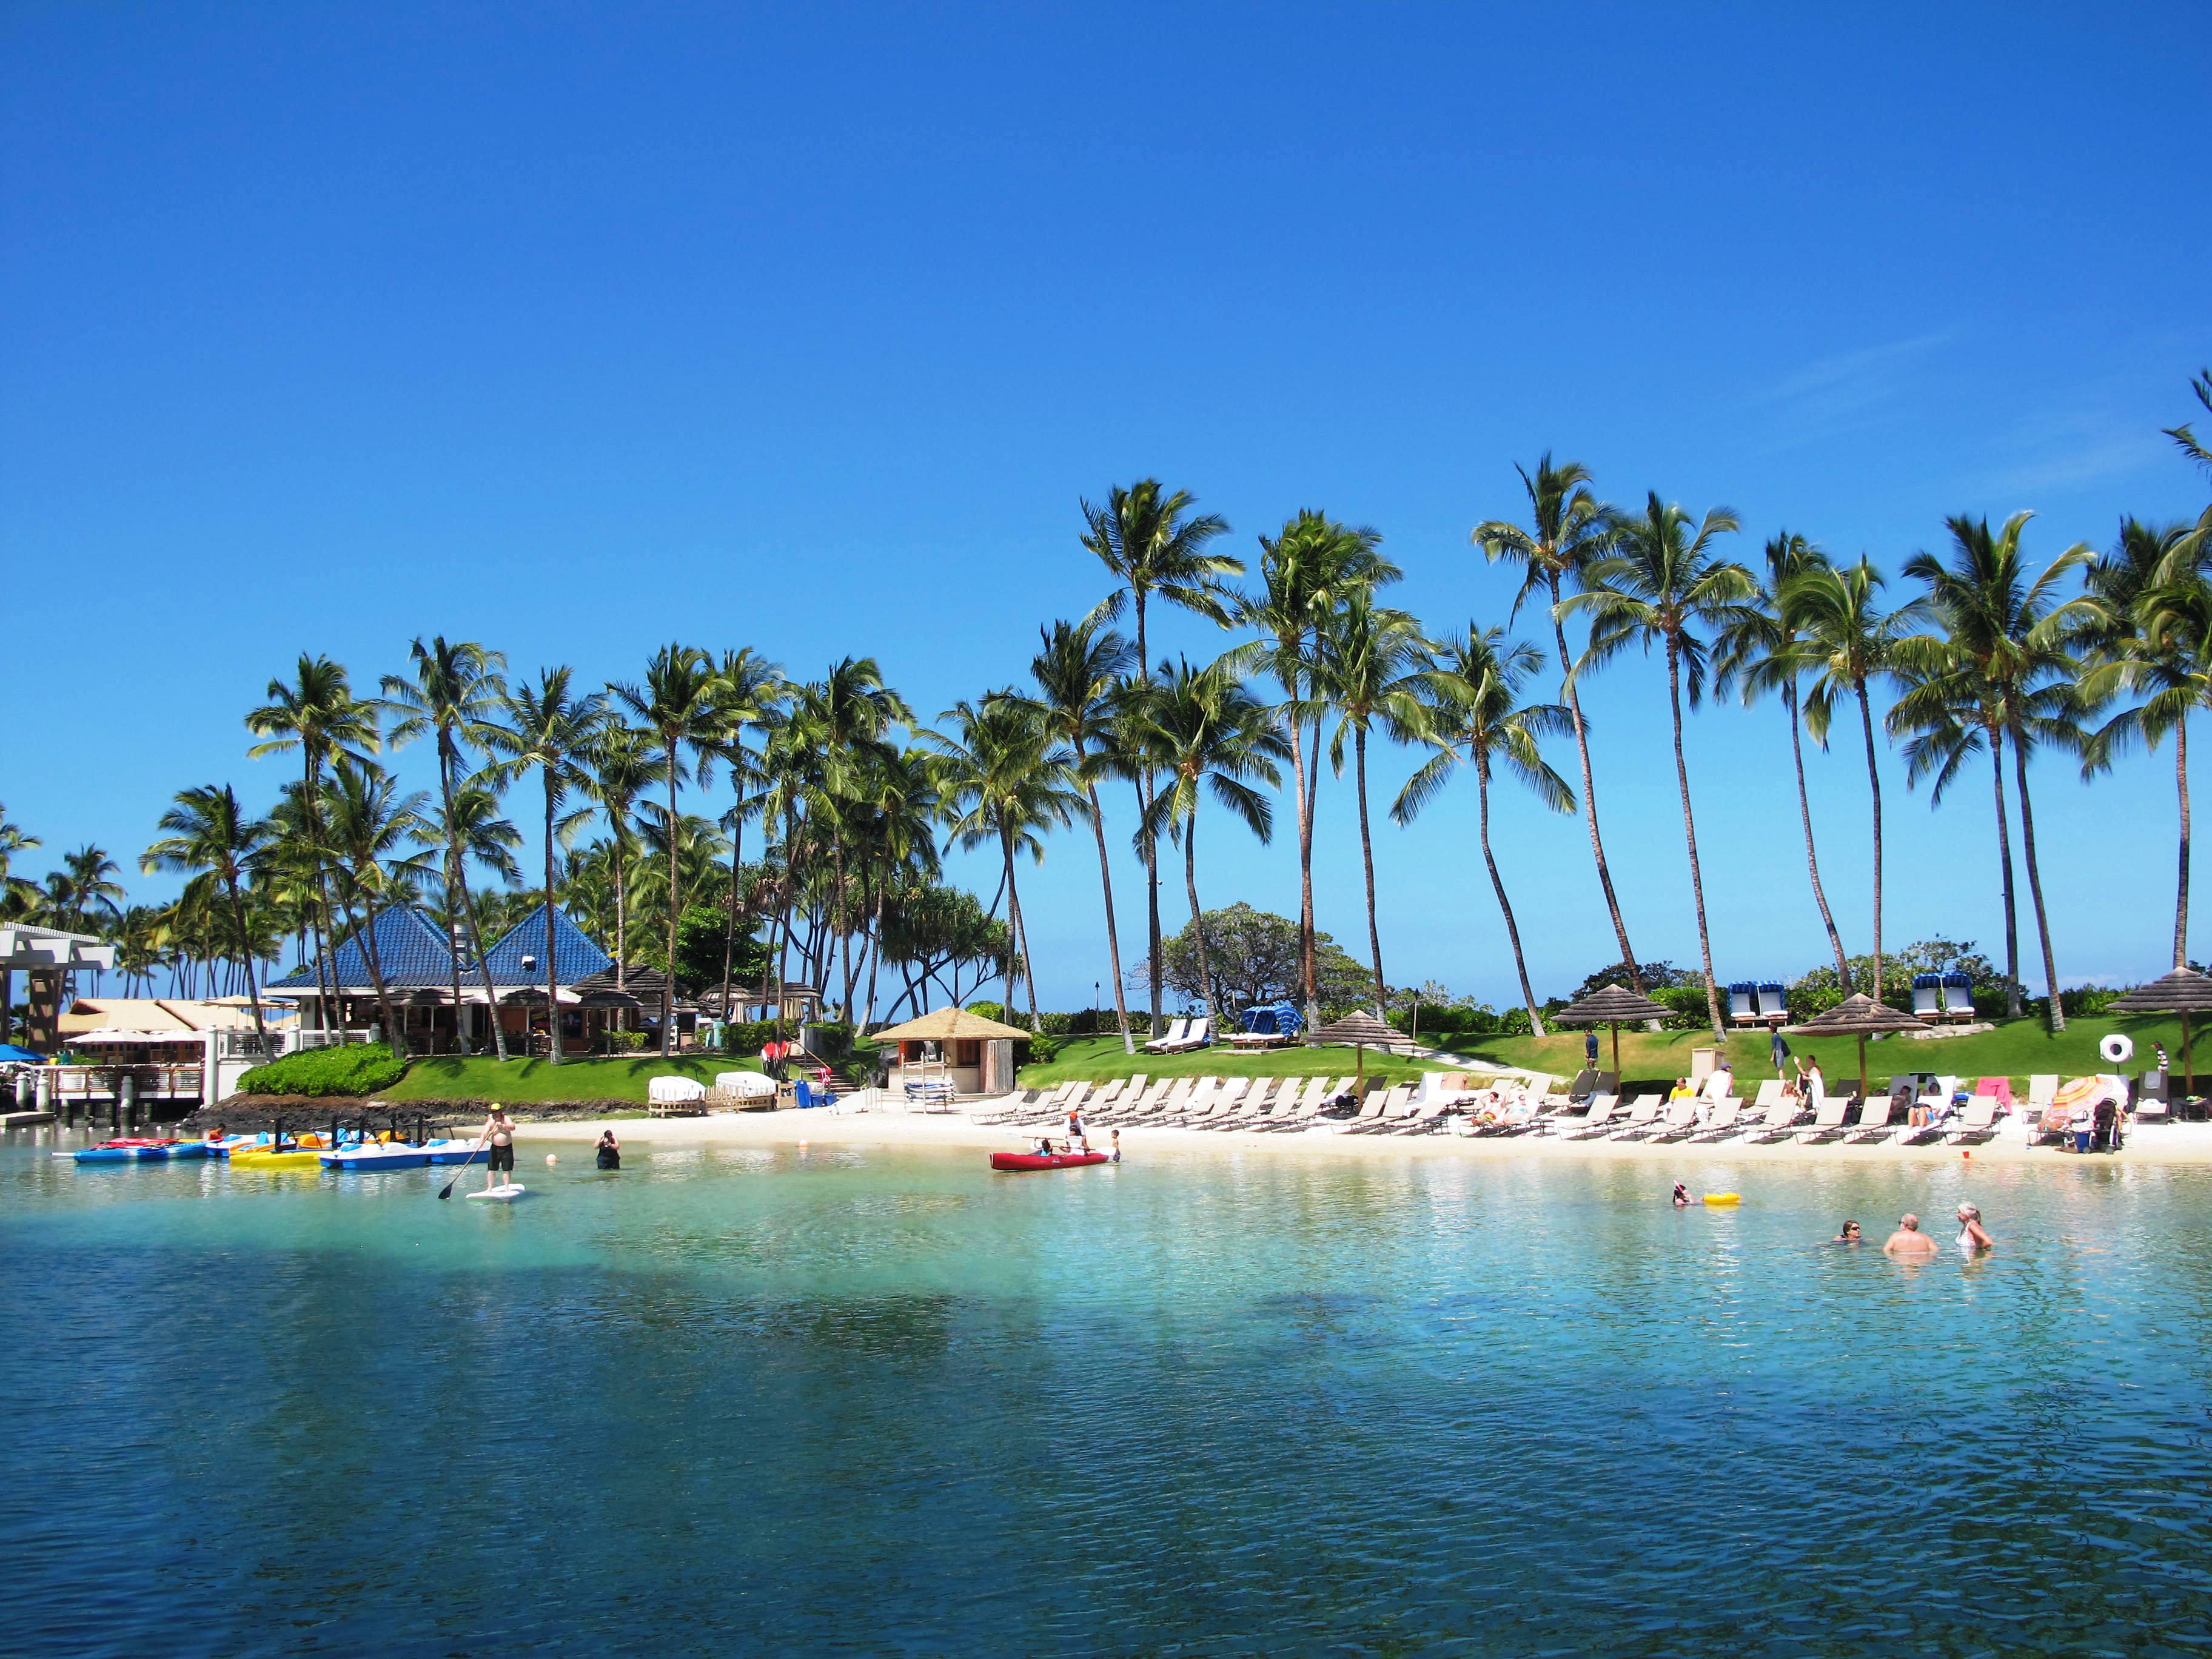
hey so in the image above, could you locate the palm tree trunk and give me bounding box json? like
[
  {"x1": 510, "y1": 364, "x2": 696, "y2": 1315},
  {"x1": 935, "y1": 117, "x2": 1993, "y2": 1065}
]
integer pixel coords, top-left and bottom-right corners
[
  {"x1": 662, "y1": 750, "x2": 679, "y2": 1056},
  {"x1": 223, "y1": 873, "x2": 270, "y2": 1052},
  {"x1": 613, "y1": 834, "x2": 628, "y2": 990},
  {"x1": 999, "y1": 827, "x2": 1019, "y2": 1016},
  {"x1": 2176, "y1": 712, "x2": 2192, "y2": 970},
  {"x1": 2011, "y1": 726, "x2": 2065, "y2": 1032},
  {"x1": 444, "y1": 735, "x2": 509, "y2": 1062},
  {"x1": 1304, "y1": 718, "x2": 1324, "y2": 1021},
  {"x1": 722, "y1": 739, "x2": 746, "y2": 1020},
  {"x1": 863, "y1": 879, "x2": 885, "y2": 1028},
  {"x1": 1184, "y1": 807, "x2": 1213, "y2": 1017},
  {"x1": 1084, "y1": 774, "x2": 1135, "y2": 1054},
  {"x1": 1354, "y1": 727, "x2": 1385, "y2": 1015},
  {"x1": 1547, "y1": 574, "x2": 1642, "y2": 993},
  {"x1": 1666, "y1": 643, "x2": 1726, "y2": 1041},
  {"x1": 1855, "y1": 682, "x2": 1886, "y2": 1000},
  {"x1": 1991, "y1": 734, "x2": 2023, "y2": 1018},
  {"x1": 350, "y1": 880, "x2": 403, "y2": 1056},
  {"x1": 1136, "y1": 591, "x2": 1164, "y2": 1037},
  {"x1": 1787, "y1": 683, "x2": 1851, "y2": 987},
  {"x1": 1286, "y1": 706, "x2": 1318, "y2": 1030},
  {"x1": 545, "y1": 777, "x2": 565, "y2": 1065},
  {"x1": 1476, "y1": 760, "x2": 1545, "y2": 1037},
  {"x1": 304, "y1": 754, "x2": 338, "y2": 1028}
]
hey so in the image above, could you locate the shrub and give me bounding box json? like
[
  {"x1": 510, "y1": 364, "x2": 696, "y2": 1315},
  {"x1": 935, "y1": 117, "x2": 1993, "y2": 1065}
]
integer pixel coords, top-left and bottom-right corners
[
  {"x1": 237, "y1": 1042, "x2": 409, "y2": 1098},
  {"x1": 1022, "y1": 1034, "x2": 1062, "y2": 1064}
]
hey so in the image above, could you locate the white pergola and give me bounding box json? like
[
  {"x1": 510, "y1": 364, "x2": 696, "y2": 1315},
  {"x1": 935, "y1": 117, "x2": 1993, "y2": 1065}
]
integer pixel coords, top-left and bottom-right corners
[{"x1": 1, "y1": 925, "x2": 118, "y2": 1051}]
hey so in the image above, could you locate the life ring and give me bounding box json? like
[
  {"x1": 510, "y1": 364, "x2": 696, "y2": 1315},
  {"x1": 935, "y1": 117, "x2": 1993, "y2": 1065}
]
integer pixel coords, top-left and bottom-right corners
[
  {"x1": 1703, "y1": 1193, "x2": 1741, "y2": 1206},
  {"x1": 2100, "y1": 1033, "x2": 2134, "y2": 1065}
]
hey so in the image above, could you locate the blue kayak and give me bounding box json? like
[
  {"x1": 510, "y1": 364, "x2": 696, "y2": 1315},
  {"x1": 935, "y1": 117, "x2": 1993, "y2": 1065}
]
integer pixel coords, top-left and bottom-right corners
[
  {"x1": 73, "y1": 1139, "x2": 214, "y2": 1164},
  {"x1": 319, "y1": 1143, "x2": 434, "y2": 1171}
]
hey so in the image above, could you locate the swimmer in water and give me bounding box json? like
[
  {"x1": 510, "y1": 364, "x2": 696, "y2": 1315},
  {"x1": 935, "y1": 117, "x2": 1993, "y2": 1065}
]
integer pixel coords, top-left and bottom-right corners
[
  {"x1": 1956, "y1": 1202, "x2": 1995, "y2": 1252},
  {"x1": 1834, "y1": 1219, "x2": 1863, "y2": 1244},
  {"x1": 1883, "y1": 1213, "x2": 1940, "y2": 1256},
  {"x1": 1672, "y1": 1182, "x2": 1691, "y2": 1208}
]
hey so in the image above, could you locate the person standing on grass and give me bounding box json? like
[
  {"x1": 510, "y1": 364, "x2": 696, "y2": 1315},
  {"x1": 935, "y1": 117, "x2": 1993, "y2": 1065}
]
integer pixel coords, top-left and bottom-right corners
[
  {"x1": 1584, "y1": 1028, "x2": 1600, "y2": 1071},
  {"x1": 1771, "y1": 1028, "x2": 1791, "y2": 1079}
]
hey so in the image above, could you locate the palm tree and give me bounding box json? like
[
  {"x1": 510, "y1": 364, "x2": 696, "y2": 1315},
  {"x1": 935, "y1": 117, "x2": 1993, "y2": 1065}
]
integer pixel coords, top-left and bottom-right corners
[
  {"x1": 2077, "y1": 518, "x2": 2204, "y2": 967},
  {"x1": 854, "y1": 745, "x2": 942, "y2": 1027},
  {"x1": 2164, "y1": 366, "x2": 2212, "y2": 541},
  {"x1": 1136, "y1": 659, "x2": 1289, "y2": 1017},
  {"x1": 930, "y1": 694, "x2": 1085, "y2": 1028},
  {"x1": 247, "y1": 655, "x2": 379, "y2": 1029},
  {"x1": 321, "y1": 759, "x2": 434, "y2": 1051},
  {"x1": 1228, "y1": 511, "x2": 1395, "y2": 1029},
  {"x1": 1080, "y1": 480, "x2": 1242, "y2": 1031},
  {"x1": 1393, "y1": 626, "x2": 1575, "y2": 1035},
  {"x1": 48, "y1": 846, "x2": 127, "y2": 934},
  {"x1": 1319, "y1": 593, "x2": 1429, "y2": 1013},
  {"x1": 1714, "y1": 533, "x2": 1853, "y2": 987},
  {"x1": 583, "y1": 720, "x2": 659, "y2": 987},
  {"x1": 383, "y1": 637, "x2": 514, "y2": 1057},
  {"x1": 141, "y1": 784, "x2": 275, "y2": 1049},
  {"x1": 1019, "y1": 618, "x2": 1140, "y2": 1052},
  {"x1": 1568, "y1": 494, "x2": 1751, "y2": 1041},
  {"x1": 417, "y1": 785, "x2": 525, "y2": 1048},
  {"x1": 0, "y1": 805, "x2": 39, "y2": 1041},
  {"x1": 711, "y1": 648, "x2": 786, "y2": 1020},
  {"x1": 611, "y1": 646, "x2": 728, "y2": 1054},
  {"x1": 1792, "y1": 555, "x2": 1927, "y2": 1000},
  {"x1": 802, "y1": 658, "x2": 913, "y2": 1020},
  {"x1": 489, "y1": 668, "x2": 608, "y2": 1064},
  {"x1": 1895, "y1": 512, "x2": 2094, "y2": 1030}
]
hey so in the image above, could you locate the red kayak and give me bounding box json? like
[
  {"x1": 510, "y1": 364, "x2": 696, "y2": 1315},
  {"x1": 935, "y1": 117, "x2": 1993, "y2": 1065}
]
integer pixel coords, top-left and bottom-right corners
[{"x1": 990, "y1": 1151, "x2": 1109, "y2": 1173}]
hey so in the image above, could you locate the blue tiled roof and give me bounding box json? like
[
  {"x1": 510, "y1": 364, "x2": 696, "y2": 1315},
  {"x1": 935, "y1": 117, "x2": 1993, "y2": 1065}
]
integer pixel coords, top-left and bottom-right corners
[
  {"x1": 481, "y1": 904, "x2": 613, "y2": 986},
  {"x1": 269, "y1": 906, "x2": 458, "y2": 990}
]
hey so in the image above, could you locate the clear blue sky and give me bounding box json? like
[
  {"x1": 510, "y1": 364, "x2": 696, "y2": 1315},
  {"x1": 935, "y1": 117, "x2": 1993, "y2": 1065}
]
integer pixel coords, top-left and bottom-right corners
[{"x1": 5, "y1": 2, "x2": 2208, "y2": 1008}]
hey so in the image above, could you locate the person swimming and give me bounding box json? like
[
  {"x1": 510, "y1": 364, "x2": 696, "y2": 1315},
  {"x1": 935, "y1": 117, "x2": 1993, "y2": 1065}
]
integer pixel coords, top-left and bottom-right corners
[
  {"x1": 1883, "y1": 1213, "x2": 1940, "y2": 1256},
  {"x1": 1834, "y1": 1219, "x2": 1863, "y2": 1244},
  {"x1": 1671, "y1": 1182, "x2": 1691, "y2": 1208},
  {"x1": 1956, "y1": 1202, "x2": 1994, "y2": 1252}
]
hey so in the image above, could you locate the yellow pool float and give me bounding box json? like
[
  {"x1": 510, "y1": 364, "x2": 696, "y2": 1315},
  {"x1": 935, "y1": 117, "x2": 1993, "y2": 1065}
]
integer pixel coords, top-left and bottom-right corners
[{"x1": 1703, "y1": 1192, "x2": 1741, "y2": 1206}]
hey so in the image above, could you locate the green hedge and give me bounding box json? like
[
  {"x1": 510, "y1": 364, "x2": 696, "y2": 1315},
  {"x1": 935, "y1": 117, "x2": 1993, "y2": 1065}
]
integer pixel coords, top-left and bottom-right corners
[{"x1": 236, "y1": 1042, "x2": 411, "y2": 1098}]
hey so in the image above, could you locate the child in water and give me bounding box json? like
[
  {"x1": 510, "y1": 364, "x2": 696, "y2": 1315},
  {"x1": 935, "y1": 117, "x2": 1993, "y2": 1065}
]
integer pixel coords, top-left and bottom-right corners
[{"x1": 1672, "y1": 1182, "x2": 1691, "y2": 1208}]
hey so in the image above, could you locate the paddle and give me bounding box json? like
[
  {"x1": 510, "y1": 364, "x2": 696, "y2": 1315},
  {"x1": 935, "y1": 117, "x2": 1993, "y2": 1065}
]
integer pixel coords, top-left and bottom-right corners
[{"x1": 437, "y1": 1137, "x2": 488, "y2": 1201}]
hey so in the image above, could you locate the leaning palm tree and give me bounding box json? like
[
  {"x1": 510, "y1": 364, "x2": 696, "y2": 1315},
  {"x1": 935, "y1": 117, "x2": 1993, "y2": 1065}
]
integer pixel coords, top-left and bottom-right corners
[
  {"x1": 1137, "y1": 658, "x2": 1290, "y2": 1018},
  {"x1": 246, "y1": 655, "x2": 379, "y2": 1028},
  {"x1": 1019, "y1": 617, "x2": 1140, "y2": 1051},
  {"x1": 928, "y1": 694, "x2": 1085, "y2": 1028},
  {"x1": 611, "y1": 646, "x2": 728, "y2": 1054},
  {"x1": 1714, "y1": 533, "x2": 1852, "y2": 987},
  {"x1": 2079, "y1": 518, "x2": 2208, "y2": 968},
  {"x1": 1080, "y1": 480, "x2": 1243, "y2": 1032},
  {"x1": 1319, "y1": 592, "x2": 1429, "y2": 1013},
  {"x1": 1568, "y1": 493, "x2": 1751, "y2": 1041},
  {"x1": 488, "y1": 668, "x2": 608, "y2": 1064},
  {"x1": 383, "y1": 637, "x2": 514, "y2": 1057},
  {"x1": 1227, "y1": 510, "x2": 1396, "y2": 1028},
  {"x1": 1392, "y1": 626, "x2": 1575, "y2": 1036},
  {"x1": 1791, "y1": 555, "x2": 1928, "y2": 1000},
  {"x1": 1474, "y1": 456, "x2": 1643, "y2": 990},
  {"x1": 1895, "y1": 512, "x2": 2094, "y2": 1030},
  {"x1": 141, "y1": 785, "x2": 275, "y2": 1050}
]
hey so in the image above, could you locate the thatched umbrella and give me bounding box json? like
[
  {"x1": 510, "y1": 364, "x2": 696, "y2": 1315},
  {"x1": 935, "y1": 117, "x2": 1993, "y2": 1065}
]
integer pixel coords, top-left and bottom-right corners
[
  {"x1": 1308, "y1": 1010, "x2": 1403, "y2": 1084},
  {"x1": 1788, "y1": 993, "x2": 1934, "y2": 1100},
  {"x1": 1548, "y1": 984, "x2": 1673, "y2": 1078},
  {"x1": 2106, "y1": 968, "x2": 2212, "y2": 1094}
]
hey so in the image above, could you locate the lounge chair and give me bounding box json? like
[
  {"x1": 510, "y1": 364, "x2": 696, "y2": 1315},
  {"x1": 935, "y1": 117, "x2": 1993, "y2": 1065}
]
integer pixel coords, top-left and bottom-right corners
[
  {"x1": 648, "y1": 1075, "x2": 709, "y2": 1116},
  {"x1": 1350, "y1": 1084, "x2": 1419, "y2": 1132},
  {"x1": 1256, "y1": 1078, "x2": 1328, "y2": 1131},
  {"x1": 1644, "y1": 1099, "x2": 1704, "y2": 1143},
  {"x1": 1946, "y1": 1096, "x2": 2001, "y2": 1144},
  {"x1": 1845, "y1": 1097, "x2": 1898, "y2": 1143},
  {"x1": 1558, "y1": 1092, "x2": 1619, "y2": 1138},
  {"x1": 1600, "y1": 1096, "x2": 1664, "y2": 1139},
  {"x1": 1745, "y1": 1096, "x2": 1808, "y2": 1143},
  {"x1": 1795, "y1": 1093, "x2": 1855, "y2": 1143},
  {"x1": 1757, "y1": 982, "x2": 1788, "y2": 1024},
  {"x1": 1162, "y1": 1017, "x2": 1212, "y2": 1053},
  {"x1": 1941, "y1": 972, "x2": 1976, "y2": 1021},
  {"x1": 1141, "y1": 1017, "x2": 1190, "y2": 1055},
  {"x1": 1751, "y1": 1078, "x2": 1786, "y2": 1110},
  {"x1": 1911, "y1": 974, "x2": 1942, "y2": 1021},
  {"x1": 1088, "y1": 1079, "x2": 1126, "y2": 1113},
  {"x1": 1332, "y1": 1083, "x2": 1393, "y2": 1133},
  {"x1": 2028, "y1": 1074, "x2": 2059, "y2": 1111},
  {"x1": 1688, "y1": 1098, "x2": 1743, "y2": 1141},
  {"x1": 1196, "y1": 1077, "x2": 1254, "y2": 1128},
  {"x1": 1728, "y1": 982, "x2": 1758, "y2": 1025},
  {"x1": 1567, "y1": 1067, "x2": 1598, "y2": 1102},
  {"x1": 1594, "y1": 1070, "x2": 1620, "y2": 1097},
  {"x1": 1166, "y1": 1077, "x2": 1225, "y2": 1125}
]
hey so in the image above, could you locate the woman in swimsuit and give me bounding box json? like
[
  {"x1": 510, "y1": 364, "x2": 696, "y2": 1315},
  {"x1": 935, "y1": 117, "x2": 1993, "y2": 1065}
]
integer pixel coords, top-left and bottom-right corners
[
  {"x1": 1956, "y1": 1203, "x2": 1994, "y2": 1252},
  {"x1": 595, "y1": 1128, "x2": 620, "y2": 1170}
]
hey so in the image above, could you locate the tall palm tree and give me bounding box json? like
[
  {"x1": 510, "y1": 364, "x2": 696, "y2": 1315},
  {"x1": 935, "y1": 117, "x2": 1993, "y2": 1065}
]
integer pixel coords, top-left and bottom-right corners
[
  {"x1": 1019, "y1": 618, "x2": 1140, "y2": 1051},
  {"x1": 1792, "y1": 555, "x2": 1927, "y2": 1000},
  {"x1": 0, "y1": 805, "x2": 40, "y2": 1039},
  {"x1": 246, "y1": 655, "x2": 379, "y2": 1029},
  {"x1": 1228, "y1": 510, "x2": 1396, "y2": 1029},
  {"x1": 584, "y1": 720, "x2": 659, "y2": 988},
  {"x1": 930, "y1": 694, "x2": 1085, "y2": 1028},
  {"x1": 1080, "y1": 480, "x2": 1242, "y2": 1031},
  {"x1": 854, "y1": 745, "x2": 942, "y2": 1027},
  {"x1": 611, "y1": 646, "x2": 728, "y2": 1054},
  {"x1": 1392, "y1": 626, "x2": 1575, "y2": 1036},
  {"x1": 489, "y1": 668, "x2": 608, "y2": 1064},
  {"x1": 1715, "y1": 533, "x2": 1852, "y2": 987},
  {"x1": 1895, "y1": 512, "x2": 2093, "y2": 1030},
  {"x1": 142, "y1": 784, "x2": 275, "y2": 1049},
  {"x1": 711, "y1": 648, "x2": 786, "y2": 1020},
  {"x1": 383, "y1": 637, "x2": 514, "y2": 1057},
  {"x1": 416, "y1": 785, "x2": 525, "y2": 1048},
  {"x1": 1136, "y1": 659, "x2": 1289, "y2": 1017},
  {"x1": 1319, "y1": 593, "x2": 1429, "y2": 1013},
  {"x1": 802, "y1": 658, "x2": 913, "y2": 1020},
  {"x1": 1569, "y1": 494, "x2": 1751, "y2": 1041},
  {"x1": 2077, "y1": 518, "x2": 2204, "y2": 968},
  {"x1": 321, "y1": 759, "x2": 434, "y2": 1051},
  {"x1": 2164, "y1": 366, "x2": 2212, "y2": 541}
]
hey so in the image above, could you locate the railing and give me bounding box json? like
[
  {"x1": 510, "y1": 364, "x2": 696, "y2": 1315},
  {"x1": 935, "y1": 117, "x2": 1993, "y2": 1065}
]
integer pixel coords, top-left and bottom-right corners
[{"x1": 48, "y1": 1065, "x2": 204, "y2": 1099}]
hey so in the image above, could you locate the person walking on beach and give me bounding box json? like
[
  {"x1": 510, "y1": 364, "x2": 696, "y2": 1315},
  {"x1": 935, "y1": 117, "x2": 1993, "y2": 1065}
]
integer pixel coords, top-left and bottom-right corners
[
  {"x1": 1771, "y1": 1028, "x2": 1791, "y2": 1079},
  {"x1": 1883, "y1": 1214, "x2": 1940, "y2": 1256},
  {"x1": 1584, "y1": 1028, "x2": 1600, "y2": 1071},
  {"x1": 1956, "y1": 1203, "x2": 1994, "y2": 1252},
  {"x1": 478, "y1": 1107, "x2": 516, "y2": 1192}
]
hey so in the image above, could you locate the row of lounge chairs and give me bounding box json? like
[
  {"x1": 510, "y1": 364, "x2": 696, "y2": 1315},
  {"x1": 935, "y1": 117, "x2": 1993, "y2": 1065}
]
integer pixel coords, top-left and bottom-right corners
[
  {"x1": 1555, "y1": 1074, "x2": 2007, "y2": 1146},
  {"x1": 976, "y1": 1074, "x2": 1463, "y2": 1136},
  {"x1": 1141, "y1": 1018, "x2": 1212, "y2": 1054}
]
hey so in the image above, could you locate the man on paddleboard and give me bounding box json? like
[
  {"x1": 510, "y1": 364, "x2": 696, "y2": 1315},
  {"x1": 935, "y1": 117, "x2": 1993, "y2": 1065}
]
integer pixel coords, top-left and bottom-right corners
[{"x1": 479, "y1": 1107, "x2": 516, "y2": 1192}]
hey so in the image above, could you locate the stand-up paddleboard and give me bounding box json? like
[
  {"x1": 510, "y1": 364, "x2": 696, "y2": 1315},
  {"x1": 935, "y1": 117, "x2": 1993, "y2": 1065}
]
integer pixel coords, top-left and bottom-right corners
[{"x1": 465, "y1": 1183, "x2": 528, "y2": 1202}]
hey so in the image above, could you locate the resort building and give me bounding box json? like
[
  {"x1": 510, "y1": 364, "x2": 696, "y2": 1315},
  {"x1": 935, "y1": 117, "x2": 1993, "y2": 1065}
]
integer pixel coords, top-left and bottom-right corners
[{"x1": 873, "y1": 1006, "x2": 1027, "y2": 1099}]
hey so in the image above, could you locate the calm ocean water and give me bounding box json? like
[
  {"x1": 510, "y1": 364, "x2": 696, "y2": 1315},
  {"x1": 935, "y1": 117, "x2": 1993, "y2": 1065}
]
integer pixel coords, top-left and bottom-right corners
[{"x1": 4, "y1": 1132, "x2": 2209, "y2": 1657}]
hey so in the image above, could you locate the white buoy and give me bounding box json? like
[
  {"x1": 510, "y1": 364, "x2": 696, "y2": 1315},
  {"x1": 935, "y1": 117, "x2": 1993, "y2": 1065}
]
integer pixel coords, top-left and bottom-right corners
[{"x1": 546, "y1": 1153, "x2": 558, "y2": 1165}]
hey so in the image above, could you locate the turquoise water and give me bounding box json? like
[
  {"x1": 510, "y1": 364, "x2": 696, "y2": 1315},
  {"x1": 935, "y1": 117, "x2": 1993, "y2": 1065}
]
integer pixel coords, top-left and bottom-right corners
[{"x1": 5, "y1": 1133, "x2": 2211, "y2": 1657}]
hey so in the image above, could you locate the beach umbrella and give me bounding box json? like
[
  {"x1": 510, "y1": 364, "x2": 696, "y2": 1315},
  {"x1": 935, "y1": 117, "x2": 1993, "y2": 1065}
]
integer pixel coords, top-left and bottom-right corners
[
  {"x1": 1548, "y1": 984, "x2": 1672, "y2": 1078},
  {"x1": 2106, "y1": 968, "x2": 2212, "y2": 1094},
  {"x1": 1786, "y1": 994, "x2": 1934, "y2": 1100},
  {"x1": 1307, "y1": 1010, "x2": 1403, "y2": 1084},
  {"x1": 0, "y1": 1042, "x2": 45, "y2": 1063}
]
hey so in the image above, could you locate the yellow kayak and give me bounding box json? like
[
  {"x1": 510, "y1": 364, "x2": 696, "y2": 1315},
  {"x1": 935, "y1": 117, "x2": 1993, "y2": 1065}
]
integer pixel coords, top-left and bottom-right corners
[{"x1": 229, "y1": 1136, "x2": 332, "y2": 1171}]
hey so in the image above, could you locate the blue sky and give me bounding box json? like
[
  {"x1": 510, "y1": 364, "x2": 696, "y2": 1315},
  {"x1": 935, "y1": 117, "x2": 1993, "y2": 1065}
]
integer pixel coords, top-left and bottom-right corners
[{"x1": 5, "y1": 2, "x2": 2209, "y2": 1008}]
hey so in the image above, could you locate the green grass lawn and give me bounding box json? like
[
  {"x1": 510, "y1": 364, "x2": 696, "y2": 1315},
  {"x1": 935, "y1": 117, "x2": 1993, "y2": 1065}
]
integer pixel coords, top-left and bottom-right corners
[
  {"x1": 1019, "y1": 1037, "x2": 1452, "y2": 1088},
  {"x1": 382, "y1": 1053, "x2": 763, "y2": 1104},
  {"x1": 1428, "y1": 1013, "x2": 2194, "y2": 1094}
]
